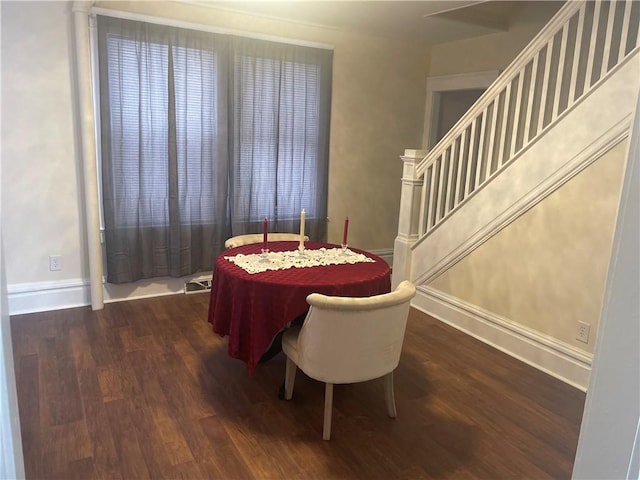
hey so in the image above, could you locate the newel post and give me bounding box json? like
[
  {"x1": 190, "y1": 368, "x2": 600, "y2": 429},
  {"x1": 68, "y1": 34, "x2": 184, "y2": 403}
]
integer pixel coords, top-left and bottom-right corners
[{"x1": 392, "y1": 149, "x2": 426, "y2": 289}]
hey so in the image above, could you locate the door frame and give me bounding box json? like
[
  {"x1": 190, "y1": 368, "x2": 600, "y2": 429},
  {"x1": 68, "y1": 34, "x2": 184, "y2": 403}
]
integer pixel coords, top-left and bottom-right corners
[{"x1": 422, "y1": 70, "x2": 500, "y2": 149}]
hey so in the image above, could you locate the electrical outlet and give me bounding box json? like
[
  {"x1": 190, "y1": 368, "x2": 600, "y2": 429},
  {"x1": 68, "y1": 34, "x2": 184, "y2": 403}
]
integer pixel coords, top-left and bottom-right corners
[
  {"x1": 49, "y1": 255, "x2": 62, "y2": 271},
  {"x1": 576, "y1": 321, "x2": 590, "y2": 343}
]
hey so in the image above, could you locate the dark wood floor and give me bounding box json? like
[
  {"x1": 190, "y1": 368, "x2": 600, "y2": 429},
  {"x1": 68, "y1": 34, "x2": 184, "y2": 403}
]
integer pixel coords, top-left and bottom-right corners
[{"x1": 11, "y1": 293, "x2": 585, "y2": 479}]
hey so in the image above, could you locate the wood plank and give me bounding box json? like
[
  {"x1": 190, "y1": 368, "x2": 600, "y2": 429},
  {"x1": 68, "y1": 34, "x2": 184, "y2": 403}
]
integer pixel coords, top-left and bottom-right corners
[
  {"x1": 12, "y1": 293, "x2": 585, "y2": 479},
  {"x1": 39, "y1": 336, "x2": 83, "y2": 426},
  {"x1": 14, "y1": 354, "x2": 42, "y2": 479},
  {"x1": 104, "y1": 398, "x2": 152, "y2": 480}
]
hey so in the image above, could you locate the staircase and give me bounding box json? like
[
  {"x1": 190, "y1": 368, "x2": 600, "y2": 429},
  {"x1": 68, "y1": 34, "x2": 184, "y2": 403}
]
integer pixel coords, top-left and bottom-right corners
[{"x1": 394, "y1": 0, "x2": 640, "y2": 389}]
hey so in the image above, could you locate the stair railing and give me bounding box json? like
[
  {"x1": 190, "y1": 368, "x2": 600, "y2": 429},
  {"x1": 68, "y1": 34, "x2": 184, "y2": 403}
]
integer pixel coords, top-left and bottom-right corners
[{"x1": 414, "y1": 0, "x2": 639, "y2": 239}]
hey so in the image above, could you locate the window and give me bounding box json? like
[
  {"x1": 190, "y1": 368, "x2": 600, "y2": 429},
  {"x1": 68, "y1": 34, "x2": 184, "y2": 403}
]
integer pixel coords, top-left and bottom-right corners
[{"x1": 97, "y1": 16, "x2": 332, "y2": 283}]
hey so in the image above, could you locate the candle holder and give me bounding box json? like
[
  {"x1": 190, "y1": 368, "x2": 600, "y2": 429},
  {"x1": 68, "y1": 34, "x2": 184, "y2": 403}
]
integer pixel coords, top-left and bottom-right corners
[
  {"x1": 340, "y1": 243, "x2": 349, "y2": 254},
  {"x1": 260, "y1": 248, "x2": 270, "y2": 262}
]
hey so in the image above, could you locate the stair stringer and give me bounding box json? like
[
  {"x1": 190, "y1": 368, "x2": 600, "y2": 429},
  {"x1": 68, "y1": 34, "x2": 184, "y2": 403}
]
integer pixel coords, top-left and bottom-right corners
[{"x1": 411, "y1": 51, "x2": 639, "y2": 287}]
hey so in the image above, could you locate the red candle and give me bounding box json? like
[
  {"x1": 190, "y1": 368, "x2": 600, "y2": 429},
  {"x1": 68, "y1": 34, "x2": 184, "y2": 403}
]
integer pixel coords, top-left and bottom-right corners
[
  {"x1": 263, "y1": 217, "x2": 268, "y2": 248},
  {"x1": 342, "y1": 216, "x2": 349, "y2": 246}
]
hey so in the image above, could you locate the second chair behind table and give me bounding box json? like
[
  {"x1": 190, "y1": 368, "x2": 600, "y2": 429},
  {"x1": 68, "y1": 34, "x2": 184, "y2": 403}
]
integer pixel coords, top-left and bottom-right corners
[
  {"x1": 281, "y1": 280, "x2": 416, "y2": 440},
  {"x1": 224, "y1": 233, "x2": 309, "y2": 249}
]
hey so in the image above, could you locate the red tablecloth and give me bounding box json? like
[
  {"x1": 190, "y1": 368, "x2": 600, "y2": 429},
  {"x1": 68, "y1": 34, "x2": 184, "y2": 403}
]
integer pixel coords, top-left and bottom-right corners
[{"x1": 208, "y1": 241, "x2": 391, "y2": 372}]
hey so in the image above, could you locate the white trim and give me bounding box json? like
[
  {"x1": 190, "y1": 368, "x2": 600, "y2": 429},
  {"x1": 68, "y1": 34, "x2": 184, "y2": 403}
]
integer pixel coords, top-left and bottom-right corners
[
  {"x1": 89, "y1": 6, "x2": 335, "y2": 51},
  {"x1": 413, "y1": 285, "x2": 592, "y2": 391},
  {"x1": 8, "y1": 279, "x2": 91, "y2": 316},
  {"x1": 422, "y1": 70, "x2": 500, "y2": 148},
  {"x1": 102, "y1": 272, "x2": 213, "y2": 304},
  {"x1": 7, "y1": 271, "x2": 215, "y2": 315}
]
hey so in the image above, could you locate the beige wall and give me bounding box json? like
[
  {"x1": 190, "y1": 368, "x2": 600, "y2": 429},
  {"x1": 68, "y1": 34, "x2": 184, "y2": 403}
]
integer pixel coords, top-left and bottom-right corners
[
  {"x1": 429, "y1": 2, "x2": 562, "y2": 77},
  {"x1": 428, "y1": 140, "x2": 628, "y2": 354},
  {"x1": 1, "y1": 1, "x2": 89, "y2": 287},
  {"x1": 1, "y1": 0, "x2": 429, "y2": 289}
]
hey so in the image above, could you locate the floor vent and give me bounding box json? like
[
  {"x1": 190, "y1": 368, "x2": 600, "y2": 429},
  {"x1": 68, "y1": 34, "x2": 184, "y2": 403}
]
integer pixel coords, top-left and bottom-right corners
[{"x1": 185, "y1": 279, "x2": 212, "y2": 294}]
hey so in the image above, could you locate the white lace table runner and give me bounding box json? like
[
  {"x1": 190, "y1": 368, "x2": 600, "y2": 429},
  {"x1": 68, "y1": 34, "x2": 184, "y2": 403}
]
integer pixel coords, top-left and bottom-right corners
[{"x1": 225, "y1": 247, "x2": 375, "y2": 274}]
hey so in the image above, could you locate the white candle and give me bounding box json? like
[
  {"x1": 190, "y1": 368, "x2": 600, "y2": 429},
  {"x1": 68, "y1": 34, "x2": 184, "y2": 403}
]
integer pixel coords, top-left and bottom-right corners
[{"x1": 299, "y1": 209, "x2": 306, "y2": 250}]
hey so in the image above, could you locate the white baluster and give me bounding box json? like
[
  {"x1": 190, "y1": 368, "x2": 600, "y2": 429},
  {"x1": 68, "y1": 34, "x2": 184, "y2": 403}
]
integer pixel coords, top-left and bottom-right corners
[
  {"x1": 435, "y1": 155, "x2": 446, "y2": 223},
  {"x1": 633, "y1": 0, "x2": 640, "y2": 47},
  {"x1": 444, "y1": 145, "x2": 456, "y2": 215},
  {"x1": 569, "y1": 4, "x2": 586, "y2": 106},
  {"x1": 475, "y1": 109, "x2": 488, "y2": 188},
  {"x1": 538, "y1": 37, "x2": 555, "y2": 133},
  {"x1": 553, "y1": 23, "x2": 569, "y2": 119},
  {"x1": 419, "y1": 167, "x2": 430, "y2": 236},
  {"x1": 498, "y1": 84, "x2": 512, "y2": 169},
  {"x1": 427, "y1": 164, "x2": 437, "y2": 231},
  {"x1": 510, "y1": 72, "x2": 524, "y2": 157},
  {"x1": 454, "y1": 128, "x2": 468, "y2": 208},
  {"x1": 601, "y1": 0, "x2": 618, "y2": 78},
  {"x1": 585, "y1": 1, "x2": 602, "y2": 90},
  {"x1": 524, "y1": 54, "x2": 540, "y2": 146},
  {"x1": 485, "y1": 98, "x2": 499, "y2": 181},
  {"x1": 618, "y1": 0, "x2": 632, "y2": 61},
  {"x1": 465, "y1": 118, "x2": 478, "y2": 196}
]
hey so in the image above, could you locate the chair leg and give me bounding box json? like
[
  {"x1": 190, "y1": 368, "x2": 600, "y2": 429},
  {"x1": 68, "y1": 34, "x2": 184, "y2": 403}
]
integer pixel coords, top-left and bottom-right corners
[
  {"x1": 323, "y1": 383, "x2": 334, "y2": 440},
  {"x1": 284, "y1": 357, "x2": 297, "y2": 400},
  {"x1": 384, "y1": 372, "x2": 397, "y2": 418}
]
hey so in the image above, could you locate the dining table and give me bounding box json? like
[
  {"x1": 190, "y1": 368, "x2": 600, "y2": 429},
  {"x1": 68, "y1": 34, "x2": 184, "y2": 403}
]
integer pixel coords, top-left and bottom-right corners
[{"x1": 207, "y1": 241, "x2": 391, "y2": 372}]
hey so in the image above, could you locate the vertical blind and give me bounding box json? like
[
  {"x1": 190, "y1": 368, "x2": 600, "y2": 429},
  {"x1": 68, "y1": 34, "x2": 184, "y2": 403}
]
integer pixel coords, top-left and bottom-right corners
[{"x1": 97, "y1": 16, "x2": 332, "y2": 283}]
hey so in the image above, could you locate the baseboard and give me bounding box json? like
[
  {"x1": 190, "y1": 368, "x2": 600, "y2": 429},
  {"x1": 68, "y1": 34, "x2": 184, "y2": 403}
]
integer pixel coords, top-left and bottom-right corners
[
  {"x1": 7, "y1": 249, "x2": 390, "y2": 315},
  {"x1": 7, "y1": 279, "x2": 91, "y2": 315},
  {"x1": 102, "y1": 272, "x2": 213, "y2": 304},
  {"x1": 413, "y1": 285, "x2": 592, "y2": 391},
  {"x1": 8, "y1": 272, "x2": 214, "y2": 315}
]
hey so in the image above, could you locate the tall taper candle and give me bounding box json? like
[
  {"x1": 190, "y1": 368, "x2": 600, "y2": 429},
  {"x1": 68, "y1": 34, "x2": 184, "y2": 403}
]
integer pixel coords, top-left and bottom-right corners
[
  {"x1": 263, "y1": 217, "x2": 268, "y2": 250},
  {"x1": 299, "y1": 209, "x2": 306, "y2": 250},
  {"x1": 342, "y1": 216, "x2": 349, "y2": 246}
]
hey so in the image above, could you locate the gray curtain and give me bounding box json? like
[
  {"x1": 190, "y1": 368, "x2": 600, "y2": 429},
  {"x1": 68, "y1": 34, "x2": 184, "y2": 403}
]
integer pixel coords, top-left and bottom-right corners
[
  {"x1": 228, "y1": 37, "x2": 332, "y2": 238},
  {"x1": 97, "y1": 17, "x2": 331, "y2": 284}
]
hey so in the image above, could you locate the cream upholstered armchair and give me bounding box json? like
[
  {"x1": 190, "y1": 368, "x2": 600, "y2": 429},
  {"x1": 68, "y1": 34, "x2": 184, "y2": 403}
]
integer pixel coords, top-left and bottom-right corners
[
  {"x1": 224, "y1": 233, "x2": 308, "y2": 249},
  {"x1": 282, "y1": 280, "x2": 416, "y2": 440}
]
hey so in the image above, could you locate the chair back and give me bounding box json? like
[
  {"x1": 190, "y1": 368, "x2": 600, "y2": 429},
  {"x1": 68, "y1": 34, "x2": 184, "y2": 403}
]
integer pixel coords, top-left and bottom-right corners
[
  {"x1": 296, "y1": 280, "x2": 416, "y2": 384},
  {"x1": 225, "y1": 233, "x2": 308, "y2": 249}
]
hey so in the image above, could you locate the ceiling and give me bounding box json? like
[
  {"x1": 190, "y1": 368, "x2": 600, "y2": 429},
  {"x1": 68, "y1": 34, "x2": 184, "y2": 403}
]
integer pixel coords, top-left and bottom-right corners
[{"x1": 185, "y1": 1, "x2": 521, "y2": 43}]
